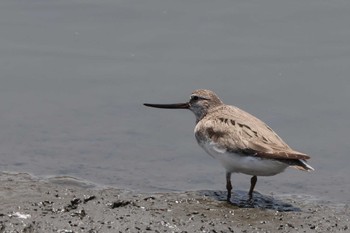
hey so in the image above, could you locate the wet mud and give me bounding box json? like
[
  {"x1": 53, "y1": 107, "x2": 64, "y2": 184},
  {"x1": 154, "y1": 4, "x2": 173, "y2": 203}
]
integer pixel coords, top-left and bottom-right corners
[{"x1": 0, "y1": 172, "x2": 349, "y2": 232}]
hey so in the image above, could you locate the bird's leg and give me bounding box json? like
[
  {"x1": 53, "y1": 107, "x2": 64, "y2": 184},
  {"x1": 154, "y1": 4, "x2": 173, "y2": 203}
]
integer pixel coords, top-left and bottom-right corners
[
  {"x1": 248, "y1": 175, "x2": 257, "y2": 201},
  {"x1": 226, "y1": 172, "x2": 232, "y2": 203}
]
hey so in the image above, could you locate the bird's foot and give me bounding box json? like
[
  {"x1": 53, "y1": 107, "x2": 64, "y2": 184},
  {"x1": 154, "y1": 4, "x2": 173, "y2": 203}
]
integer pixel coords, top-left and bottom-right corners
[
  {"x1": 244, "y1": 194, "x2": 257, "y2": 207},
  {"x1": 247, "y1": 197, "x2": 254, "y2": 205}
]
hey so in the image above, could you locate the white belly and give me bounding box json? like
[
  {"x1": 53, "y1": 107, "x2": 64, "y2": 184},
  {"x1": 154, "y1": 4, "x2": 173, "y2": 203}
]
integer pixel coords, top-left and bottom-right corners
[{"x1": 199, "y1": 141, "x2": 288, "y2": 176}]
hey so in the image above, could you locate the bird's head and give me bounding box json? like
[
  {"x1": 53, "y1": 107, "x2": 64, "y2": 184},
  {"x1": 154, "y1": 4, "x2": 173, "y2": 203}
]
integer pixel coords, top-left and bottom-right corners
[{"x1": 144, "y1": 89, "x2": 223, "y2": 122}]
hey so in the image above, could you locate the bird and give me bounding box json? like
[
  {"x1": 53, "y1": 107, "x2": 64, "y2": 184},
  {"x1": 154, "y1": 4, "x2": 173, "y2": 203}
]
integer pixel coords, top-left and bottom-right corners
[{"x1": 144, "y1": 89, "x2": 314, "y2": 203}]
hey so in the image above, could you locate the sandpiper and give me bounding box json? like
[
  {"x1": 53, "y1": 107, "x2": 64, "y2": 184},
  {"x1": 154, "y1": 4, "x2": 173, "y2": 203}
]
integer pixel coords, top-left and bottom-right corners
[{"x1": 144, "y1": 89, "x2": 314, "y2": 203}]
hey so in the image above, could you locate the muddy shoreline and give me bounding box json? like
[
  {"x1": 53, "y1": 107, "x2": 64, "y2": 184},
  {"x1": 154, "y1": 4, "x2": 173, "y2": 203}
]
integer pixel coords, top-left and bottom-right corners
[{"x1": 0, "y1": 172, "x2": 349, "y2": 233}]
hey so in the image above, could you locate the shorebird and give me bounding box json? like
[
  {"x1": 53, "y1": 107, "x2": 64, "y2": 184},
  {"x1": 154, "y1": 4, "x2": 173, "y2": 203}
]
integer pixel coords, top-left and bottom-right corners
[{"x1": 144, "y1": 89, "x2": 314, "y2": 203}]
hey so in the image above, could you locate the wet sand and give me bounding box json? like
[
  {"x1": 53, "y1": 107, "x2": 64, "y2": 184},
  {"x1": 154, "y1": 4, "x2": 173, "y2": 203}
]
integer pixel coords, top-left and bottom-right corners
[{"x1": 0, "y1": 172, "x2": 349, "y2": 233}]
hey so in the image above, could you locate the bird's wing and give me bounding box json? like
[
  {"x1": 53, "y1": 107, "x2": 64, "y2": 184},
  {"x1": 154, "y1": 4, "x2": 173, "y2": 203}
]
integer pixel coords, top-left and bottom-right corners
[
  {"x1": 243, "y1": 141, "x2": 310, "y2": 160},
  {"x1": 196, "y1": 106, "x2": 310, "y2": 161}
]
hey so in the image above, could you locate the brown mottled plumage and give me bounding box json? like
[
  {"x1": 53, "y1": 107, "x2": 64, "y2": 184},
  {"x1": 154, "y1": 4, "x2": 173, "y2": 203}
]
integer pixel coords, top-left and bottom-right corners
[{"x1": 144, "y1": 89, "x2": 314, "y2": 203}]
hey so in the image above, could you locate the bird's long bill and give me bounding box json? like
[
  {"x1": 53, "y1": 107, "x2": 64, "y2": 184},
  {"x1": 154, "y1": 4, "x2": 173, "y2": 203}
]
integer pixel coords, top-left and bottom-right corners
[{"x1": 144, "y1": 102, "x2": 189, "y2": 109}]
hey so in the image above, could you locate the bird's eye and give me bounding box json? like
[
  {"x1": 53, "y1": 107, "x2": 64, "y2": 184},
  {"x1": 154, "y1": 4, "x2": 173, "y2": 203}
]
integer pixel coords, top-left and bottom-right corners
[{"x1": 191, "y1": 96, "x2": 199, "y2": 101}]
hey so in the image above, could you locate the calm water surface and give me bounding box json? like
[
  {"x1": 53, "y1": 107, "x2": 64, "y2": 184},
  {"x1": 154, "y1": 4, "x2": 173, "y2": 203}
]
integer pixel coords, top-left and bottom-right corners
[{"x1": 0, "y1": 0, "x2": 350, "y2": 203}]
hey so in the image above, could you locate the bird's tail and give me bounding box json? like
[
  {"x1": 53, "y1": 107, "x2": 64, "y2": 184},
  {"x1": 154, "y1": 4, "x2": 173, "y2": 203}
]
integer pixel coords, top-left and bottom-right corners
[{"x1": 291, "y1": 159, "x2": 314, "y2": 172}]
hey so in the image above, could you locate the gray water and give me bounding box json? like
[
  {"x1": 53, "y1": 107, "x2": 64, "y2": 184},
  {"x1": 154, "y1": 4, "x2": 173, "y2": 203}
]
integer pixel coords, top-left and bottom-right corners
[{"x1": 1, "y1": 0, "x2": 350, "y2": 203}]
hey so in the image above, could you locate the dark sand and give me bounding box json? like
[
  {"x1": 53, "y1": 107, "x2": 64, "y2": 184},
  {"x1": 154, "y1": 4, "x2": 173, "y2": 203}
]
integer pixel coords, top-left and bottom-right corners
[{"x1": 0, "y1": 172, "x2": 349, "y2": 233}]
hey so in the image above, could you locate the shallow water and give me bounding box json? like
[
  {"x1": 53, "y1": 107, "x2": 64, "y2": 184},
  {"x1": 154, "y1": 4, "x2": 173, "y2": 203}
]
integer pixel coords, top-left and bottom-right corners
[{"x1": 0, "y1": 0, "x2": 350, "y2": 203}]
